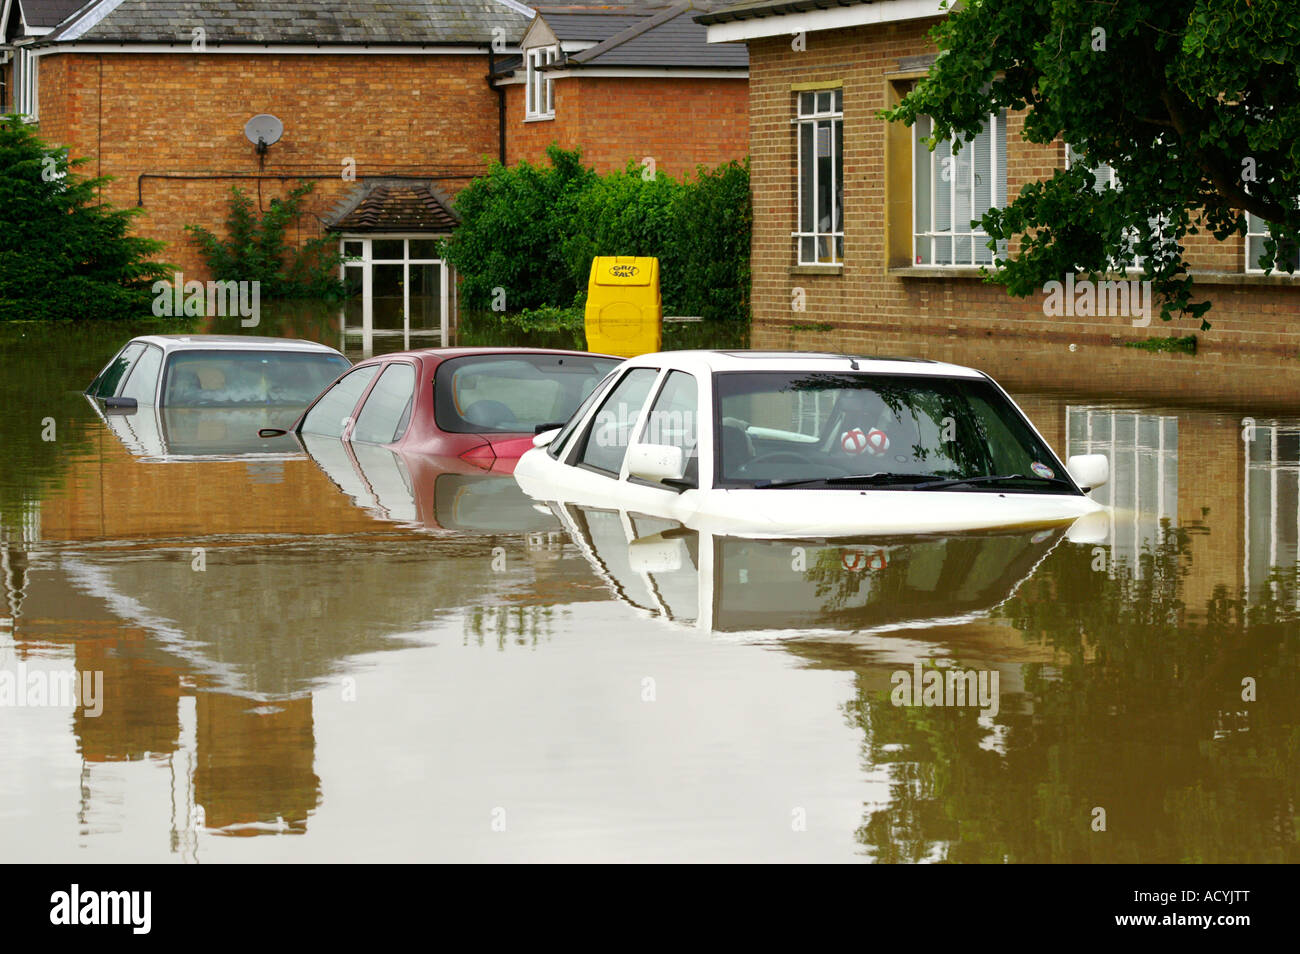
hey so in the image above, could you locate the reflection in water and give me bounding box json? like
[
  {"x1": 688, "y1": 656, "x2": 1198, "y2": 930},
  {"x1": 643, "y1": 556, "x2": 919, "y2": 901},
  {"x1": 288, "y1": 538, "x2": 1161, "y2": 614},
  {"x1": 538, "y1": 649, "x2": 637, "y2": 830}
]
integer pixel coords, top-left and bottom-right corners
[{"x1": 1, "y1": 318, "x2": 1297, "y2": 861}]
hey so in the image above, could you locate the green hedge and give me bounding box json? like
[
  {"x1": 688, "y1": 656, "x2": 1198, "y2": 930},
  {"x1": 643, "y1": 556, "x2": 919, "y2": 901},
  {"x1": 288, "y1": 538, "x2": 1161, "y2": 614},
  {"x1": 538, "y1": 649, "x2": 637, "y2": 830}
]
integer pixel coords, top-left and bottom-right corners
[{"x1": 442, "y1": 145, "x2": 750, "y2": 323}]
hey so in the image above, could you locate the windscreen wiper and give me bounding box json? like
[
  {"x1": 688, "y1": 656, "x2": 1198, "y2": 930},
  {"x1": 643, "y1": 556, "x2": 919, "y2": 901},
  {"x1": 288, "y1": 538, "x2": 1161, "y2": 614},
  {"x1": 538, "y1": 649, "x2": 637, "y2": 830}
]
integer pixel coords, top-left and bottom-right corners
[
  {"x1": 752, "y1": 472, "x2": 945, "y2": 489},
  {"x1": 911, "y1": 473, "x2": 1076, "y2": 491}
]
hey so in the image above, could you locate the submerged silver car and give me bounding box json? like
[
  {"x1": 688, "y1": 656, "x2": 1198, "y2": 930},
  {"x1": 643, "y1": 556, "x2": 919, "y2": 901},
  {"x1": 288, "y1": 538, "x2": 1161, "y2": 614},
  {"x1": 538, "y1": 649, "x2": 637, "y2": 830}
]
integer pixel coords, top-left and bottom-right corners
[{"x1": 86, "y1": 335, "x2": 349, "y2": 411}]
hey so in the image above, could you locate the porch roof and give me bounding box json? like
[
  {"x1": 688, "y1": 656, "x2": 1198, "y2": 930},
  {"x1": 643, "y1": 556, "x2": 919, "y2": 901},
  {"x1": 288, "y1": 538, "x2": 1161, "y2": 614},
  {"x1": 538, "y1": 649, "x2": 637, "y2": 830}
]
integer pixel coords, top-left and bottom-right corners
[{"x1": 326, "y1": 180, "x2": 459, "y2": 234}]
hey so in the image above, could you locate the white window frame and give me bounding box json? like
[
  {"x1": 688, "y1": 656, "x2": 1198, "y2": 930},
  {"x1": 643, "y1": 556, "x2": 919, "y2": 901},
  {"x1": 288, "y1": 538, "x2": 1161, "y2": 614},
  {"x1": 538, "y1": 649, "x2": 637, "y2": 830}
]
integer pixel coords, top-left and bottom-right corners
[
  {"x1": 1067, "y1": 407, "x2": 1178, "y2": 581},
  {"x1": 1064, "y1": 144, "x2": 1148, "y2": 272},
  {"x1": 1244, "y1": 421, "x2": 1300, "y2": 609},
  {"x1": 913, "y1": 110, "x2": 1006, "y2": 267},
  {"x1": 525, "y1": 45, "x2": 559, "y2": 121},
  {"x1": 338, "y1": 235, "x2": 451, "y2": 354},
  {"x1": 792, "y1": 88, "x2": 844, "y2": 266},
  {"x1": 15, "y1": 45, "x2": 38, "y2": 121},
  {"x1": 1245, "y1": 209, "x2": 1299, "y2": 275}
]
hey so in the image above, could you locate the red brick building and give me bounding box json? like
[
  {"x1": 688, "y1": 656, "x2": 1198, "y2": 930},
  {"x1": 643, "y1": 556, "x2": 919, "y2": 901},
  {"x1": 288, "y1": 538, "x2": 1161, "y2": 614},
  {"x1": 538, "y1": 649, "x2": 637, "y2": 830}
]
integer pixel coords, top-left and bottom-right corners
[
  {"x1": 495, "y1": 1, "x2": 748, "y2": 178},
  {"x1": 4, "y1": 0, "x2": 748, "y2": 342},
  {"x1": 699, "y1": 0, "x2": 1300, "y2": 355}
]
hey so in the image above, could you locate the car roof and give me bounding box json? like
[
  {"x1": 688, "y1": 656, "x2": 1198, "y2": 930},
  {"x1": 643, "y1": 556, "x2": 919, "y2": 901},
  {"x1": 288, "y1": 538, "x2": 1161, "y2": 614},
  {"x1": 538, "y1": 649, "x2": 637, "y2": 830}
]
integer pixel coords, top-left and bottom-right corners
[
  {"x1": 351, "y1": 346, "x2": 622, "y2": 363},
  {"x1": 617, "y1": 350, "x2": 988, "y2": 379},
  {"x1": 128, "y1": 335, "x2": 346, "y2": 356}
]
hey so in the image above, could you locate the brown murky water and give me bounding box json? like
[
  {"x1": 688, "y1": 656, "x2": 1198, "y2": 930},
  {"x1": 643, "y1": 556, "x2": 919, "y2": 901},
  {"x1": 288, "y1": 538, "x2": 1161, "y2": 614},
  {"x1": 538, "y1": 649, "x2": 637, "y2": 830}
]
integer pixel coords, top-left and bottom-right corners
[{"x1": 1, "y1": 306, "x2": 1297, "y2": 862}]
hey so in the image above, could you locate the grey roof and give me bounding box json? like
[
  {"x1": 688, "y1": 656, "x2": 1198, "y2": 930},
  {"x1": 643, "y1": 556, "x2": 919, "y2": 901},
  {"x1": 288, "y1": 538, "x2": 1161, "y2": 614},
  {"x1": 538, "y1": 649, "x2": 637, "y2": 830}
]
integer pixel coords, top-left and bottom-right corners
[
  {"x1": 17, "y1": 0, "x2": 87, "y2": 28},
  {"x1": 570, "y1": 2, "x2": 745, "y2": 68},
  {"x1": 697, "y1": 0, "x2": 875, "y2": 25},
  {"x1": 532, "y1": 1, "x2": 676, "y2": 10},
  {"x1": 538, "y1": 12, "x2": 649, "y2": 43},
  {"x1": 45, "y1": 0, "x2": 532, "y2": 45}
]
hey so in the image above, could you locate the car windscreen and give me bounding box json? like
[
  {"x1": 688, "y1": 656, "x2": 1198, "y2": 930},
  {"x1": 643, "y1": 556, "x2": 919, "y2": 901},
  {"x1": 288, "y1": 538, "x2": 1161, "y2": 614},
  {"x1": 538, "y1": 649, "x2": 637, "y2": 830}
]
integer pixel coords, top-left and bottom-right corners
[
  {"x1": 162, "y1": 350, "x2": 349, "y2": 408},
  {"x1": 714, "y1": 371, "x2": 1074, "y2": 492},
  {"x1": 434, "y1": 354, "x2": 621, "y2": 435}
]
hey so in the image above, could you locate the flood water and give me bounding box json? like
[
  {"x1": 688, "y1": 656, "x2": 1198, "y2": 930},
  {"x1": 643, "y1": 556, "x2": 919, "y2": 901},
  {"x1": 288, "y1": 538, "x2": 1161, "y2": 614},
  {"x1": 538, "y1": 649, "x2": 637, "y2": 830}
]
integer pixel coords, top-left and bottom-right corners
[{"x1": 2, "y1": 307, "x2": 1297, "y2": 863}]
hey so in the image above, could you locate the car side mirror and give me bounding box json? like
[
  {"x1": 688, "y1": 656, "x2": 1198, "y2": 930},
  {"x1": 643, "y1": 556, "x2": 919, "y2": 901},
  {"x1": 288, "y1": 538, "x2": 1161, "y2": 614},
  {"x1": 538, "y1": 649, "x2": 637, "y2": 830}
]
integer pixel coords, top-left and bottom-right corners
[
  {"x1": 1066, "y1": 453, "x2": 1109, "y2": 492},
  {"x1": 628, "y1": 533, "x2": 688, "y2": 574},
  {"x1": 101, "y1": 396, "x2": 137, "y2": 414},
  {"x1": 533, "y1": 428, "x2": 561, "y2": 448},
  {"x1": 626, "y1": 443, "x2": 686, "y2": 483}
]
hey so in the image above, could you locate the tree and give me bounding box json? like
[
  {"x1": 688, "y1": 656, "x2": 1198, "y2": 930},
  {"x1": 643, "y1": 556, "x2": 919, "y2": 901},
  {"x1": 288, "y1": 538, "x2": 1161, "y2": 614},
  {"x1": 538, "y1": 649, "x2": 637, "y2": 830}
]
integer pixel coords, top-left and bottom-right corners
[
  {"x1": 442, "y1": 143, "x2": 597, "y2": 313},
  {"x1": 883, "y1": 0, "x2": 1300, "y2": 327},
  {"x1": 185, "y1": 182, "x2": 345, "y2": 299},
  {"x1": 0, "y1": 116, "x2": 169, "y2": 321}
]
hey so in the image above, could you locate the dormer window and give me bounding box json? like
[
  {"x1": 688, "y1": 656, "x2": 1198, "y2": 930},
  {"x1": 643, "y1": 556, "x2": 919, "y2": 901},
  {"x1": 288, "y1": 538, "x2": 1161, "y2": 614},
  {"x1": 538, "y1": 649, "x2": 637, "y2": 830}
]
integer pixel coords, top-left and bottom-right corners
[{"x1": 526, "y1": 45, "x2": 559, "y2": 120}]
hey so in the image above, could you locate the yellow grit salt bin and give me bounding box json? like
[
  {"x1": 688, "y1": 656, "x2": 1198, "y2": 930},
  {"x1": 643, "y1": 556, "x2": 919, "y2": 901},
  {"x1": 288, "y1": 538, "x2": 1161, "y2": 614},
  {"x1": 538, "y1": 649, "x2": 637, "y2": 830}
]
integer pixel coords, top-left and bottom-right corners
[{"x1": 584, "y1": 256, "x2": 662, "y2": 358}]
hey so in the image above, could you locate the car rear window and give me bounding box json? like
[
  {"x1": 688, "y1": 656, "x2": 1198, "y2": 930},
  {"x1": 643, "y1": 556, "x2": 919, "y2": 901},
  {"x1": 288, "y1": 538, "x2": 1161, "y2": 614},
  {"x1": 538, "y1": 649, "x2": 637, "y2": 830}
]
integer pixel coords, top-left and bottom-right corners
[
  {"x1": 163, "y1": 350, "x2": 349, "y2": 408},
  {"x1": 434, "y1": 354, "x2": 621, "y2": 434}
]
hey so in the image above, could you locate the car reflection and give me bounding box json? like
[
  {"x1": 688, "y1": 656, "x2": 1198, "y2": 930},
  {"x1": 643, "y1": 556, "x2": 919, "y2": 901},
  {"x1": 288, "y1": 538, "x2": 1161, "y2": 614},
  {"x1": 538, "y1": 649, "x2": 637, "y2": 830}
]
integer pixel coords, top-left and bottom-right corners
[
  {"x1": 548, "y1": 502, "x2": 1099, "y2": 635},
  {"x1": 301, "y1": 435, "x2": 560, "y2": 534},
  {"x1": 88, "y1": 400, "x2": 304, "y2": 461}
]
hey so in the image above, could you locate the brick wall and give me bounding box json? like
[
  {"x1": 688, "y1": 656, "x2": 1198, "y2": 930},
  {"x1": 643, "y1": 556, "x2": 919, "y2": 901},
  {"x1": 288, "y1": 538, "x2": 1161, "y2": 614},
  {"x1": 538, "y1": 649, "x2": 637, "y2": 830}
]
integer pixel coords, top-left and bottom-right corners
[
  {"x1": 35, "y1": 50, "x2": 501, "y2": 278},
  {"x1": 748, "y1": 22, "x2": 1300, "y2": 356},
  {"x1": 506, "y1": 74, "x2": 748, "y2": 178}
]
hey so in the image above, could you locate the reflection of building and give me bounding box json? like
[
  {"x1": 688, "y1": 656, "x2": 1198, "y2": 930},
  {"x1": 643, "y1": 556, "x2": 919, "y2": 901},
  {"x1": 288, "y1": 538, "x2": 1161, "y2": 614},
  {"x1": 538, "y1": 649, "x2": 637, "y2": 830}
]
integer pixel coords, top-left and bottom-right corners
[
  {"x1": 1067, "y1": 407, "x2": 1178, "y2": 577},
  {"x1": 73, "y1": 633, "x2": 181, "y2": 762},
  {"x1": 1245, "y1": 422, "x2": 1300, "y2": 606},
  {"x1": 194, "y1": 694, "x2": 319, "y2": 835}
]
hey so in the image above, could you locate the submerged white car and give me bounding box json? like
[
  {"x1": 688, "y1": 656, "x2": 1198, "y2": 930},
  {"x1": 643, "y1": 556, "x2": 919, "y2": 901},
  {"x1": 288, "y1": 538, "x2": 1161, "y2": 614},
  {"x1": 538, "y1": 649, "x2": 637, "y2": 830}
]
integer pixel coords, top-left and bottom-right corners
[{"x1": 514, "y1": 351, "x2": 1109, "y2": 536}]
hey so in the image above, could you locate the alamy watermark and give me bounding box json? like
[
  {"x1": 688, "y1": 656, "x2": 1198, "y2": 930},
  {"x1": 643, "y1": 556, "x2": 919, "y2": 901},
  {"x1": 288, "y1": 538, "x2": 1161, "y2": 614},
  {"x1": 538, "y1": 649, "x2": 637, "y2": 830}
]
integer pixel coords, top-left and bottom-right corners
[
  {"x1": 151, "y1": 271, "x2": 260, "y2": 326},
  {"x1": 1042, "y1": 274, "x2": 1152, "y2": 327},
  {"x1": 0, "y1": 663, "x2": 103, "y2": 717},
  {"x1": 890, "y1": 661, "x2": 999, "y2": 717},
  {"x1": 595, "y1": 404, "x2": 696, "y2": 448}
]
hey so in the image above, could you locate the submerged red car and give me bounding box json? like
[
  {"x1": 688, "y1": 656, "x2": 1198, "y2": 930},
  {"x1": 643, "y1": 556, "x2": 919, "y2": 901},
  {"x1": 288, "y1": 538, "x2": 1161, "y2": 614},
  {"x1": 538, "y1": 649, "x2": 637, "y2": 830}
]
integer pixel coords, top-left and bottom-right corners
[{"x1": 270, "y1": 347, "x2": 621, "y2": 470}]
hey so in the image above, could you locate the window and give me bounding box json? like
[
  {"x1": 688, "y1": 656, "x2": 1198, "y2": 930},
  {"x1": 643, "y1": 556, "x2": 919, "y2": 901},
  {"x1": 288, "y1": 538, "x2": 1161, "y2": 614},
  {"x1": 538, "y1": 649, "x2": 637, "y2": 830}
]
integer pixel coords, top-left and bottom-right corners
[
  {"x1": 301, "y1": 364, "x2": 380, "y2": 438},
  {"x1": 1067, "y1": 407, "x2": 1178, "y2": 580},
  {"x1": 548, "y1": 367, "x2": 619, "y2": 459},
  {"x1": 1245, "y1": 423, "x2": 1300, "y2": 608},
  {"x1": 795, "y1": 89, "x2": 843, "y2": 265},
  {"x1": 435, "y1": 353, "x2": 621, "y2": 434},
  {"x1": 1065, "y1": 144, "x2": 1169, "y2": 271},
  {"x1": 526, "y1": 46, "x2": 559, "y2": 120},
  {"x1": 337, "y1": 236, "x2": 450, "y2": 351},
  {"x1": 638, "y1": 371, "x2": 699, "y2": 487},
  {"x1": 162, "y1": 350, "x2": 348, "y2": 408},
  {"x1": 120, "y1": 345, "x2": 164, "y2": 406},
  {"x1": 1246, "y1": 211, "x2": 1300, "y2": 274},
  {"x1": 913, "y1": 110, "x2": 1007, "y2": 266},
  {"x1": 89, "y1": 343, "x2": 145, "y2": 398},
  {"x1": 15, "y1": 46, "x2": 38, "y2": 120},
  {"x1": 714, "y1": 372, "x2": 1065, "y2": 489},
  {"x1": 352, "y1": 362, "x2": 416, "y2": 444},
  {"x1": 576, "y1": 368, "x2": 659, "y2": 475}
]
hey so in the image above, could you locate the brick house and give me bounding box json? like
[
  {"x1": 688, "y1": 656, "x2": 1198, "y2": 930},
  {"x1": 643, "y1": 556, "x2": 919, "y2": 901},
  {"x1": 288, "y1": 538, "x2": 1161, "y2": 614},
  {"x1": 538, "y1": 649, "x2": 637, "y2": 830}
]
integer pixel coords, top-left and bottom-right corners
[
  {"x1": 7, "y1": 0, "x2": 747, "y2": 345},
  {"x1": 495, "y1": 0, "x2": 748, "y2": 178},
  {"x1": 1, "y1": 0, "x2": 81, "y2": 109},
  {"x1": 698, "y1": 0, "x2": 1300, "y2": 355}
]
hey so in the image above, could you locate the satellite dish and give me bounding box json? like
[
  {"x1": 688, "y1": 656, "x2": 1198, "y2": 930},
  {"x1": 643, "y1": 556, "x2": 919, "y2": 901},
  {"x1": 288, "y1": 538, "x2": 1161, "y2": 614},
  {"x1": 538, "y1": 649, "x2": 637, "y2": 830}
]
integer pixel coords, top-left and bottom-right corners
[{"x1": 243, "y1": 114, "x2": 284, "y2": 152}]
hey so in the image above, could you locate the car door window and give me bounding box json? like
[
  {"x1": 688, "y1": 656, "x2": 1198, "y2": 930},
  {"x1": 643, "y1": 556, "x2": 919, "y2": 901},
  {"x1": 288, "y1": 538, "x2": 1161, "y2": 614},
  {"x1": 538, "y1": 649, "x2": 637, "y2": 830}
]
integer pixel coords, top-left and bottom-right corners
[
  {"x1": 120, "y1": 345, "x2": 163, "y2": 405},
  {"x1": 351, "y1": 362, "x2": 416, "y2": 444},
  {"x1": 637, "y1": 370, "x2": 699, "y2": 486},
  {"x1": 575, "y1": 368, "x2": 659, "y2": 475},
  {"x1": 549, "y1": 369, "x2": 619, "y2": 459},
  {"x1": 91, "y1": 343, "x2": 145, "y2": 397},
  {"x1": 301, "y1": 365, "x2": 380, "y2": 438}
]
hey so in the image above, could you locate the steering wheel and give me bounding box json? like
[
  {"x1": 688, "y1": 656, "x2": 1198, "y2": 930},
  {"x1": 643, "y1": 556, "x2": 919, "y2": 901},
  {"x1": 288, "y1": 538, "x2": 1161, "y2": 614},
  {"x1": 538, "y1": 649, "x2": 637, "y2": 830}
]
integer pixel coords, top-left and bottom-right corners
[{"x1": 734, "y1": 451, "x2": 851, "y2": 477}]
